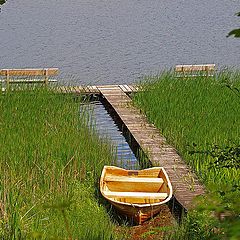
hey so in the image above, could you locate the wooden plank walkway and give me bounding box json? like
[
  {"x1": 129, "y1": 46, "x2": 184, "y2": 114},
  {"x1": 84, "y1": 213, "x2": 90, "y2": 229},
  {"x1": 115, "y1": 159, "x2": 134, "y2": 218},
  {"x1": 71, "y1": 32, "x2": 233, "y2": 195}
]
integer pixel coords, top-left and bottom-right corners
[
  {"x1": 97, "y1": 85, "x2": 205, "y2": 210},
  {"x1": 57, "y1": 84, "x2": 139, "y2": 94},
  {"x1": 2, "y1": 80, "x2": 205, "y2": 210}
]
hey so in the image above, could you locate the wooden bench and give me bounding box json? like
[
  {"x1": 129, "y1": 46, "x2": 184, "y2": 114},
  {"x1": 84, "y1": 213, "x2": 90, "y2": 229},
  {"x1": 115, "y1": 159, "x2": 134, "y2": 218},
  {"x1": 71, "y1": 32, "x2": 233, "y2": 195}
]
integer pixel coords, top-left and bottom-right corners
[
  {"x1": 0, "y1": 68, "x2": 59, "y2": 90},
  {"x1": 105, "y1": 175, "x2": 164, "y2": 184},
  {"x1": 175, "y1": 64, "x2": 215, "y2": 77},
  {"x1": 103, "y1": 191, "x2": 168, "y2": 199}
]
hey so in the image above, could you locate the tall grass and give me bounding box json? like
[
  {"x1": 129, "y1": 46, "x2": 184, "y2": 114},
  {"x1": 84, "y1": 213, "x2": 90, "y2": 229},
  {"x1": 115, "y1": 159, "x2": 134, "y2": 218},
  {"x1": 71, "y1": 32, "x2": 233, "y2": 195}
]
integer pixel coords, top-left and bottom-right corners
[
  {"x1": 133, "y1": 71, "x2": 240, "y2": 239},
  {"x1": 0, "y1": 88, "x2": 118, "y2": 239},
  {"x1": 134, "y1": 71, "x2": 240, "y2": 187}
]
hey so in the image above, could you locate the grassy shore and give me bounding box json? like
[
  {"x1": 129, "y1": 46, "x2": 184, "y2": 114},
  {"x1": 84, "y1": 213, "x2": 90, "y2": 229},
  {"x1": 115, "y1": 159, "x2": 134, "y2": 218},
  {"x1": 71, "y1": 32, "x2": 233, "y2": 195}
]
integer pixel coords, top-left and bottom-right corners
[
  {"x1": 0, "y1": 88, "x2": 119, "y2": 239},
  {"x1": 133, "y1": 71, "x2": 240, "y2": 239}
]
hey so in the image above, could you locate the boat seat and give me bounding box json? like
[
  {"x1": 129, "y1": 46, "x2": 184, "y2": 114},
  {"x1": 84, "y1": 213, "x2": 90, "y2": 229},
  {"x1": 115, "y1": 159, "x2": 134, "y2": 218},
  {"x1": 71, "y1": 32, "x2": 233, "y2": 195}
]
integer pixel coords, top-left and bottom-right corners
[
  {"x1": 105, "y1": 176, "x2": 164, "y2": 184},
  {"x1": 103, "y1": 191, "x2": 168, "y2": 200}
]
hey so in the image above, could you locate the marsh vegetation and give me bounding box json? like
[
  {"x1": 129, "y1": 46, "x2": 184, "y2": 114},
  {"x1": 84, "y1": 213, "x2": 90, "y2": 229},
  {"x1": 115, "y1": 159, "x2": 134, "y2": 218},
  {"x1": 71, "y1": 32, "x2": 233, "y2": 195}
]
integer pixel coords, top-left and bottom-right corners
[
  {"x1": 0, "y1": 88, "x2": 120, "y2": 239},
  {"x1": 133, "y1": 71, "x2": 240, "y2": 239}
]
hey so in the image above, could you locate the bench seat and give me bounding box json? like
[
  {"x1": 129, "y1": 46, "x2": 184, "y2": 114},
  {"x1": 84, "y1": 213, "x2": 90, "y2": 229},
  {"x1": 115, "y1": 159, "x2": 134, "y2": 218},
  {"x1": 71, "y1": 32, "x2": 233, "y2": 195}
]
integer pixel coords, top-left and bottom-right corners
[
  {"x1": 105, "y1": 175, "x2": 164, "y2": 184},
  {"x1": 103, "y1": 191, "x2": 168, "y2": 200}
]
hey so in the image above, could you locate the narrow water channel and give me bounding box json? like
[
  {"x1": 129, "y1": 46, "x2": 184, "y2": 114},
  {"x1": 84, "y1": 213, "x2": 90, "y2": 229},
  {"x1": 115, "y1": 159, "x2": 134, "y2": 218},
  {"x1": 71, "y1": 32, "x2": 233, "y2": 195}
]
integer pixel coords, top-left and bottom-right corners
[{"x1": 80, "y1": 100, "x2": 140, "y2": 170}]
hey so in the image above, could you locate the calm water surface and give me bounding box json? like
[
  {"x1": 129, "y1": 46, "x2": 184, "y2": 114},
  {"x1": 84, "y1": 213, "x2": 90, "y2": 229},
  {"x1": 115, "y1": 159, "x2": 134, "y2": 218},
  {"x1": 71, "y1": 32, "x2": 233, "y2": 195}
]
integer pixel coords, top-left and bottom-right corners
[
  {"x1": 0, "y1": 0, "x2": 239, "y2": 85},
  {"x1": 80, "y1": 100, "x2": 140, "y2": 169}
]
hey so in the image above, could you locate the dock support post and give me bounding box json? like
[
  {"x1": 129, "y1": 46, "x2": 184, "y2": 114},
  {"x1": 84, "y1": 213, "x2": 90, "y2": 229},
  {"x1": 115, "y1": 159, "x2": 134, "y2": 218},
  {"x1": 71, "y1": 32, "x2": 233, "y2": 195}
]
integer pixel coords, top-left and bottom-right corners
[
  {"x1": 6, "y1": 69, "x2": 10, "y2": 90},
  {"x1": 44, "y1": 69, "x2": 48, "y2": 86}
]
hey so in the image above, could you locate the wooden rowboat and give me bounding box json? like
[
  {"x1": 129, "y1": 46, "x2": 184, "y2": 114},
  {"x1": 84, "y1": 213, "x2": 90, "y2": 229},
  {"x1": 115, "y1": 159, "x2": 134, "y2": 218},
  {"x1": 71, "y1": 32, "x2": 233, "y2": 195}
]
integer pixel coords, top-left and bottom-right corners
[{"x1": 100, "y1": 166, "x2": 173, "y2": 224}]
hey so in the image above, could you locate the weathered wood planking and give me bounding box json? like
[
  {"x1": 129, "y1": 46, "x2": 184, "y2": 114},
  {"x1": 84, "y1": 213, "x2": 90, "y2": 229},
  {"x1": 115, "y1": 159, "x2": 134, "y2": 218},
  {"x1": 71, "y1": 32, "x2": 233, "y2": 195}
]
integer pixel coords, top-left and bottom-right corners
[
  {"x1": 175, "y1": 64, "x2": 215, "y2": 72},
  {"x1": 57, "y1": 86, "x2": 100, "y2": 94},
  {"x1": 0, "y1": 68, "x2": 59, "y2": 88},
  {"x1": 98, "y1": 86, "x2": 205, "y2": 210},
  {"x1": 175, "y1": 64, "x2": 215, "y2": 77},
  {"x1": 57, "y1": 84, "x2": 139, "y2": 94},
  {"x1": 0, "y1": 68, "x2": 59, "y2": 76}
]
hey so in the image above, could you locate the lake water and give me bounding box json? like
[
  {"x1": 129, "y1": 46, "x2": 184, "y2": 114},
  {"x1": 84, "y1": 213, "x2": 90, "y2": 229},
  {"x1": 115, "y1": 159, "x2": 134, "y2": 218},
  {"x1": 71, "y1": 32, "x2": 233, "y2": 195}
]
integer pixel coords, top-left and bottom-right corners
[
  {"x1": 0, "y1": 0, "x2": 239, "y2": 85},
  {"x1": 79, "y1": 100, "x2": 140, "y2": 169}
]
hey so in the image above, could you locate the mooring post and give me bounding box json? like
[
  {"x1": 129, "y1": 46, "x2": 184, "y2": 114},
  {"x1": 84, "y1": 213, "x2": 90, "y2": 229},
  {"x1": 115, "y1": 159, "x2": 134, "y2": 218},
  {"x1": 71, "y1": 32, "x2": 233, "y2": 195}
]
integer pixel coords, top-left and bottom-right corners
[
  {"x1": 6, "y1": 69, "x2": 10, "y2": 90},
  {"x1": 44, "y1": 68, "x2": 49, "y2": 86}
]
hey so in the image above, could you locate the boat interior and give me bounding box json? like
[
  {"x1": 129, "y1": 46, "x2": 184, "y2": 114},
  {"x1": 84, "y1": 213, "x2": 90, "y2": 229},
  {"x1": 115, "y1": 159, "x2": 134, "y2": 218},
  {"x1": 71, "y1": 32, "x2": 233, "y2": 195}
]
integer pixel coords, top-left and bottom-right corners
[{"x1": 102, "y1": 167, "x2": 171, "y2": 204}]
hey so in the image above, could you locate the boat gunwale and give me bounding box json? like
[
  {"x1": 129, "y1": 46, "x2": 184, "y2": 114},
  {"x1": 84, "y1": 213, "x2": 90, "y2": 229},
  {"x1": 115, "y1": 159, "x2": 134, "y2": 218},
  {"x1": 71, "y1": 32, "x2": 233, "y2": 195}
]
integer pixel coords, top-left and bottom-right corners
[{"x1": 100, "y1": 166, "x2": 173, "y2": 208}]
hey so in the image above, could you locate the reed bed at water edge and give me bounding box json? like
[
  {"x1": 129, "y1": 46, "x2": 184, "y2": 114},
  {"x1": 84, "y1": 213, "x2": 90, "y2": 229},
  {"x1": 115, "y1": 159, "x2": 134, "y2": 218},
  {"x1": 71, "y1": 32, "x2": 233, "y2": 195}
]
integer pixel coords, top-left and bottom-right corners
[
  {"x1": 133, "y1": 71, "x2": 240, "y2": 239},
  {"x1": 133, "y1": 71, "x2": 240, "y2": 187},
  {"x1": 0, "y1": 88, "x2": 119, "y2": 239}
]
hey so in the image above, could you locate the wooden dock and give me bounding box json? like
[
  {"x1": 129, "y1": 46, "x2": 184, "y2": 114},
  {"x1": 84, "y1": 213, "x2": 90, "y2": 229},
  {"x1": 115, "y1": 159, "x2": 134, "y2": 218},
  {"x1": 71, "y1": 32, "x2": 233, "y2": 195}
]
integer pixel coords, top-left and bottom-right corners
[
  {"x1": 57, "y1": 84, "x2": 139, "y2": 94},
  {"x1": 1, "y1": 79, "x2": 205, "y2": 210},
  {"x1": 96, "y1": 85, "x2": 205, "y2": 210},
  {"x1": 0, "y1": 66, "x2": 210, "y2": 210}
]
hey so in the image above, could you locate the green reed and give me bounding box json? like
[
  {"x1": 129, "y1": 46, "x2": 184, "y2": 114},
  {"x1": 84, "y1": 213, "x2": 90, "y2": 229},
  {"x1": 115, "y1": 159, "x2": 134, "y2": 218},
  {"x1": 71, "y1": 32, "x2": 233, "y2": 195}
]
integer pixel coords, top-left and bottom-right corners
[
  {"x1": 133, "y1": 71, "x2": 240, "y2": 187},
  {"x1": 133, "y1": 71, "x2": 240, "y2": 239},
  {"x1": 0, "y1": 87, "x2": 119, "y2": 239}
]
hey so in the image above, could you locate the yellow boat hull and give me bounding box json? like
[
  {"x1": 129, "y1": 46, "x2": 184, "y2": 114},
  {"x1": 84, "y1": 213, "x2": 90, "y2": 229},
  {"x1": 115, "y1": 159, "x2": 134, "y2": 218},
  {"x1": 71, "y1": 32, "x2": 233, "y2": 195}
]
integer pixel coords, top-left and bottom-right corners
[{"x1": 100, "y1": 166, "x2": 173, "y2": 224}]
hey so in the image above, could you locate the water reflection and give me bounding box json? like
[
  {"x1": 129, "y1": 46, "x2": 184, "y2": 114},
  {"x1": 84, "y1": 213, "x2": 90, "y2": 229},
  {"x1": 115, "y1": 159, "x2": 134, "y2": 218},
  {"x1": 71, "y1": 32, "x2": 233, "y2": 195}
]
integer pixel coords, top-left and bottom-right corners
[{"x1": 79, "y1": 100, "x2": 140, "y2": 170}]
